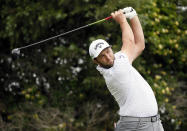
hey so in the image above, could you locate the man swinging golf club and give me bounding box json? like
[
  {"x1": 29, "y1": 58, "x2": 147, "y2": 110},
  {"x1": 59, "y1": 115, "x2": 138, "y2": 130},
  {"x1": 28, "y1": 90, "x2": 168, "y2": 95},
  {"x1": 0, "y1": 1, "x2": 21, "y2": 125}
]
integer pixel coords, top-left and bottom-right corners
[{"x1": 89, "y1": 7, "x2": 164, "y2": 131}]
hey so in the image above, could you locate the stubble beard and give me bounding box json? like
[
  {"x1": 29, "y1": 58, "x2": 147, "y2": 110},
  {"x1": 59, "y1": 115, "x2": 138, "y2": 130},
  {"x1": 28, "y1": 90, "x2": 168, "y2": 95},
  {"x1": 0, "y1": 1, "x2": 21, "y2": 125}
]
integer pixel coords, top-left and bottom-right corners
[{"x1": 98, "y1": 60, "x2": 114, "y2": 69}]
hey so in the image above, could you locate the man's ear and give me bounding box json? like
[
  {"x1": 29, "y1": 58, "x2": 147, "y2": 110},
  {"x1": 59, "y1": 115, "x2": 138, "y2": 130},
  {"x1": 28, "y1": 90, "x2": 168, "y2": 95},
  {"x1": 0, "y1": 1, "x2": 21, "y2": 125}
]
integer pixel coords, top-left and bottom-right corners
[{"x1": 93, "y1": 59, "x2": 99, "y2": 65}]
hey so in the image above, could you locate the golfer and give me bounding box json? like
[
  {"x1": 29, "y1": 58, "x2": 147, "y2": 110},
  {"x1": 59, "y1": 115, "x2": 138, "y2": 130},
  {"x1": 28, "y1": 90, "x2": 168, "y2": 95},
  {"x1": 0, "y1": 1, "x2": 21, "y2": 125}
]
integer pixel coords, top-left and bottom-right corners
[{"x1": 89, "y1": 7, "x2": 164, "y2": 131}]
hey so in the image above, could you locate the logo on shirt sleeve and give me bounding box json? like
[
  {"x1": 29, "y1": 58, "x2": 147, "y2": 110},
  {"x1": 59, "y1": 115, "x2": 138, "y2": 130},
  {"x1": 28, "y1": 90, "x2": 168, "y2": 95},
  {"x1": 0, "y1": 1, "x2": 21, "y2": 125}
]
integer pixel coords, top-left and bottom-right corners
[{"x1": 119, "y1": 55, "x2": 125, "y2": 59}]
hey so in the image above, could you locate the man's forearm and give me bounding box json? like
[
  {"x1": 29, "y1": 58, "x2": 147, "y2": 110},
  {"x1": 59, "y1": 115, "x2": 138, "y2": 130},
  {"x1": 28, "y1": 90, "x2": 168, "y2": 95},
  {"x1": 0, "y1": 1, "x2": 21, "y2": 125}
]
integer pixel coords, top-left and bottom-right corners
[
  {"x1": 111, "y1": 10, "x2": 135, "y2": 47},
  {"x1": 120, "y1": 19, "x2": 135, "y2": 46},
  {"x1": 130, "y1": 16, "x2": 145, "y2": 50}
]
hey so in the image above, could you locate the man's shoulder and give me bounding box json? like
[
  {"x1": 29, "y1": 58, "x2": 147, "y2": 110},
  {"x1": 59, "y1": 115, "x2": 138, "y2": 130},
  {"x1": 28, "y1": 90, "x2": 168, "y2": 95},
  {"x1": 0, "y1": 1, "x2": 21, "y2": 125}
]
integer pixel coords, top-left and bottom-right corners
[
  {"x1": 114, "y1": 51, "x2": 121, "y2": 55},
  {"x1": 114, "y1": 51, "x2": 121, "y2": 57},
  {"x1": 114, "y1": 51, "x2": 128, "y2": 59}
]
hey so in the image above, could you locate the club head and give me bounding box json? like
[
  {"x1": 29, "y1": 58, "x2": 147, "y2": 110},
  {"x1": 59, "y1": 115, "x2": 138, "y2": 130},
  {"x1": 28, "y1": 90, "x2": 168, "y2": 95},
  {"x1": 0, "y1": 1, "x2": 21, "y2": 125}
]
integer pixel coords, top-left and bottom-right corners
[{"x1": 12, "y1": 48, "x2": 20, "y2": 55}]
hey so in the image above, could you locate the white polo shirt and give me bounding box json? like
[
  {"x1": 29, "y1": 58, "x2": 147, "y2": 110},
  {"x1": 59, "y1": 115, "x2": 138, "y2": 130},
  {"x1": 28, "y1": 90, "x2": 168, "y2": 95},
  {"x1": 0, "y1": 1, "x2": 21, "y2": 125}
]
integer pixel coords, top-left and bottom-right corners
[{"x1": 96, "y1": 51, "x2": 158, "y2": 117}]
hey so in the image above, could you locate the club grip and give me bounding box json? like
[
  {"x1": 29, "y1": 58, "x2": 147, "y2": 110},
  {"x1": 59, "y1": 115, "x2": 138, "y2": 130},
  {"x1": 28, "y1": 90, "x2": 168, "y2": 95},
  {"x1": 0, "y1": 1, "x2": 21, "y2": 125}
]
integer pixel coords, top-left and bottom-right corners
[
  {"x1": 105, "y1": 7, "x2": 134, "y2": 21},
  {"x1": 105, "y1": 16, "x2": 112, "y2": 20}
]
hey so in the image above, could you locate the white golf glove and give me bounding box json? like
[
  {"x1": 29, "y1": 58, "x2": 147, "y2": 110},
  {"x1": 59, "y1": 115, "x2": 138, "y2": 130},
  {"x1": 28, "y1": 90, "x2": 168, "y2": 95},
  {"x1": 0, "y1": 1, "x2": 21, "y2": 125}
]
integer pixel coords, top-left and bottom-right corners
[{"x1": 122, "y1": 7, "x2": 137, "y2": 19}]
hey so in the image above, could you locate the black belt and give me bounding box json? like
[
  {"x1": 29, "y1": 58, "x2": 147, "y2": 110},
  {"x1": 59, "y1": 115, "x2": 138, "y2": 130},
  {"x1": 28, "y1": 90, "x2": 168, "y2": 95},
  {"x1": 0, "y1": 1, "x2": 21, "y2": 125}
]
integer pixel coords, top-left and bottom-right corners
[{"x1": 120, "y1": 114, "x2": 160, "y2": 122}]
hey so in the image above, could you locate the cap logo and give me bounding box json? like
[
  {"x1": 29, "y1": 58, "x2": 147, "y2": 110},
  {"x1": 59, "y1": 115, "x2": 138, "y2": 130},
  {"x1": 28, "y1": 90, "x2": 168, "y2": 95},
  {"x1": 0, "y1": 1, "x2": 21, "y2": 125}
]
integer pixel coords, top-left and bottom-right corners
[{"x1": 94, "y1": 42, "x2": 104, "y2": 50}]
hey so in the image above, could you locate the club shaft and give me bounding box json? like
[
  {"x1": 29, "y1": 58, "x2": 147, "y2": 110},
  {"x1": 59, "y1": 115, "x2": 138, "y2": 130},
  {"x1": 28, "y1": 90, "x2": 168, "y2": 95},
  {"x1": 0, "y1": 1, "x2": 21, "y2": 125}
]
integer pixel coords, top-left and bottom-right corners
[{"x1": 17, "y1": 16, "x2": 112, "y2": 50}]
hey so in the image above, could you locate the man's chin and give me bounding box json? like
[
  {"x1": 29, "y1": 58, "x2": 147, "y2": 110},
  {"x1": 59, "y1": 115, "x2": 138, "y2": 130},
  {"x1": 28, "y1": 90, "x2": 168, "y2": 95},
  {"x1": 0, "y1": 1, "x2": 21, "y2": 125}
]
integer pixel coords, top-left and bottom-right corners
[{"x1": 101, "y1": 63, "x2": 114, "y2": 69}]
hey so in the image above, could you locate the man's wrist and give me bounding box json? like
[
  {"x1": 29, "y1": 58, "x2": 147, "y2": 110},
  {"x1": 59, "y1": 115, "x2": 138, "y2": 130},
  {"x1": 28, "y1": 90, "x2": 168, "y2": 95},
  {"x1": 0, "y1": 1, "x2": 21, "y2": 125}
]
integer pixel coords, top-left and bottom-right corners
[
  {"x1": 119, "y1": 18, "x2": 128, "y2": 26},
  {"x1": 119, "y1": 21, "x2": 129, "y2": 30},
  {"x1": 130, "y1": 15, "x2": 138, "y2": 21}
]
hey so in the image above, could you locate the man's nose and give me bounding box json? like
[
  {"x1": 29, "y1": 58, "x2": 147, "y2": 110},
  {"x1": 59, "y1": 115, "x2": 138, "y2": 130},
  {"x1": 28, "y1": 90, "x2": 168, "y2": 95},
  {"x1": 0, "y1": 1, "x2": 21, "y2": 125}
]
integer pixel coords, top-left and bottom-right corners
[{"x1": 105, "y1": 54, "x2": 110, "y2": 60}]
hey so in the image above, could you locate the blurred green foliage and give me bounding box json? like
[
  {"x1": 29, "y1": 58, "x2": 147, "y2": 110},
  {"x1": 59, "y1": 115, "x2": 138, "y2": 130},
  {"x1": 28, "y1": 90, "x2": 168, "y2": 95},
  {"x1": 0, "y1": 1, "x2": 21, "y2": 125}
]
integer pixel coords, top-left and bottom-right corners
[{"x1": 0, "y1": 0, "x2": 186, "y2": 130}]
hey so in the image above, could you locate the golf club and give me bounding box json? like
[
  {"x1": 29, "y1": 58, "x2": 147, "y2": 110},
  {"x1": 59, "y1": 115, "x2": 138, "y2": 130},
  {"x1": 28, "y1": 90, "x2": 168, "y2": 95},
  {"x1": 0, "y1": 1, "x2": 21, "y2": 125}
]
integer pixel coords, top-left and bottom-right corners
[{"x1": 12, "y1": 8, "x2": 133, "y2": 55}]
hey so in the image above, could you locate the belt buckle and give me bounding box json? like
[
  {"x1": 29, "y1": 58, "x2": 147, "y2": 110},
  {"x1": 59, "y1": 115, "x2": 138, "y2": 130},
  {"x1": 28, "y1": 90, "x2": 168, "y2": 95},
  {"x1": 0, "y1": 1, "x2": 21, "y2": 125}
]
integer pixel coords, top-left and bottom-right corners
[{"x1": 151, "y1": 116, "x2": 157, "y2": 122}]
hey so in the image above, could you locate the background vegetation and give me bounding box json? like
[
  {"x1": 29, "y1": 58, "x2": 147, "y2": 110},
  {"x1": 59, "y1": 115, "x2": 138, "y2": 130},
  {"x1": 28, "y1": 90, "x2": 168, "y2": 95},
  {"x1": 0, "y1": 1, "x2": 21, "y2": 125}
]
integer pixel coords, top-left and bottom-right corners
[{"x1": 0, "y1": 0, "x2": 186, "y2": 130}]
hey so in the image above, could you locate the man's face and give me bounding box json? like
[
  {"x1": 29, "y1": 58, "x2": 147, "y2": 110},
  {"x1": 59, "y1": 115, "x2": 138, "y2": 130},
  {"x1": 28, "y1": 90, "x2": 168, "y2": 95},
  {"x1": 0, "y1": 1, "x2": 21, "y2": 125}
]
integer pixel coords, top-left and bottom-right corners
[{"x1": 94, "y1": 47, "x2": 115, "y2": 69}]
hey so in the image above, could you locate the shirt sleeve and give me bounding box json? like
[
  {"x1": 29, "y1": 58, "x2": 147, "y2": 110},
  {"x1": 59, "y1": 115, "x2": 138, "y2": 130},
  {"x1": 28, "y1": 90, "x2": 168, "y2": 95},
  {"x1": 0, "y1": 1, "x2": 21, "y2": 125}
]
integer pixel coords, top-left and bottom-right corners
[{"x1": 115, "y1": 51, "x2": 131, "y2": 65}]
